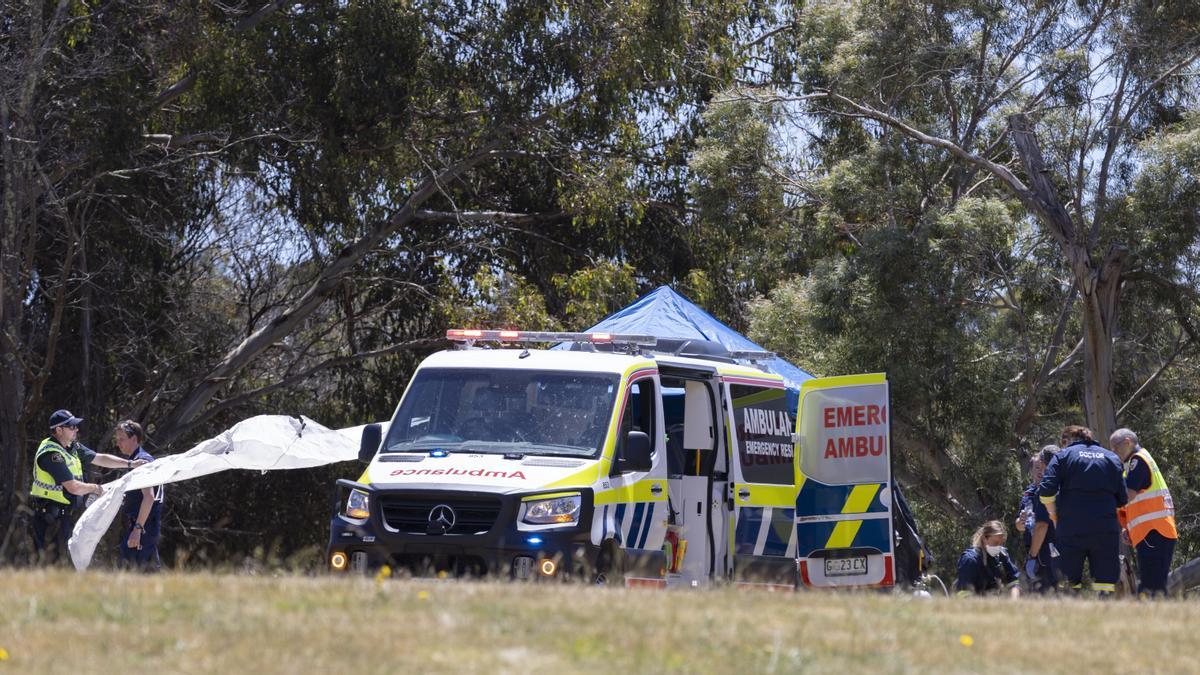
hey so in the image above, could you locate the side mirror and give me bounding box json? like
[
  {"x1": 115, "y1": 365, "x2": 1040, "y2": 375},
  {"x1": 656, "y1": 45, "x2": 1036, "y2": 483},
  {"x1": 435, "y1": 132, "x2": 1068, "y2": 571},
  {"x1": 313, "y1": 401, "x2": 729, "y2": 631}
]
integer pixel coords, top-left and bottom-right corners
[
  {"x1": 359, "y1": 424, "x2": 382, "y2": 464},
  {"x1": 617, "y1": 430, "x2": 653, "y2": 473}
]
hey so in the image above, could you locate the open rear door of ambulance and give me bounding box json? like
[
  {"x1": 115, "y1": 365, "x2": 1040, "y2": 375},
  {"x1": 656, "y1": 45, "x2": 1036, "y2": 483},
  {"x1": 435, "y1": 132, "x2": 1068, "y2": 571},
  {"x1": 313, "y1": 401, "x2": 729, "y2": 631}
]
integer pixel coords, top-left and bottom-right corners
[
  {"x1": 793, "y1": 373, "x2": 895, "y2": 589},
  {"x1": 726, "y1": 377, "x2": 799, "y2": 590}
]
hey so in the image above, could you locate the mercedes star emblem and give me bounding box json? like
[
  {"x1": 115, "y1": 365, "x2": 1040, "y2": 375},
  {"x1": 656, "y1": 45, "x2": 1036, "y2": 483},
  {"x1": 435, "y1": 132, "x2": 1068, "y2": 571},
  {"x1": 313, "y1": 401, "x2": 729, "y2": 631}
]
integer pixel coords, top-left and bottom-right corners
[{"x1": 428, "y1": 504, "x2": 456, "y2": 533}]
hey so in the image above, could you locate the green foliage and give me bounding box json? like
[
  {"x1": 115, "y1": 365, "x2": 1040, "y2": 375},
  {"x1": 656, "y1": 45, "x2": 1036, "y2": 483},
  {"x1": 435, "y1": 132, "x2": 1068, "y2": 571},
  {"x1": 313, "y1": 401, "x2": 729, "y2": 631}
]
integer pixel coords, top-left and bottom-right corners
[
  {"x1": 440, "y1": 267, "x2": 560, "y2": 331},
  {"x1": 688, "y1": 92, "x2": 800, "y2": 327},
  {"x1": 551, "y1": 261, "x2": 638, "y2": 330}
]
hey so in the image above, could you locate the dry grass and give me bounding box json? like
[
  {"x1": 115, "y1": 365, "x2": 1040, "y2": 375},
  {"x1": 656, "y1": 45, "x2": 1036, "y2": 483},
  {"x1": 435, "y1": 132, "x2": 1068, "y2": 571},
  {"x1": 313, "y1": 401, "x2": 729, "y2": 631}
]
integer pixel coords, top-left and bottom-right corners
[{"x1": 1, "y1": 569, "x2": 1196, "y2": 673}]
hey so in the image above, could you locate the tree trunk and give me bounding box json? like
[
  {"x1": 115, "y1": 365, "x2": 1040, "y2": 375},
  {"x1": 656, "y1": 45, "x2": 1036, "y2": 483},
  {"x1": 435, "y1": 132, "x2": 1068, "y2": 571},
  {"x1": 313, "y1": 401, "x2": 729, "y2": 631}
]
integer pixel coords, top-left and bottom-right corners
[
  {"x1": 892, "y1": 416, "x2": 988, "y2": 518},
  {"x1": 1080, "y1": 245, "x2": 1127, "y2": 442},
  {"x1": 1008, "y1": 114, "x2": 1124, "y2": 442}
]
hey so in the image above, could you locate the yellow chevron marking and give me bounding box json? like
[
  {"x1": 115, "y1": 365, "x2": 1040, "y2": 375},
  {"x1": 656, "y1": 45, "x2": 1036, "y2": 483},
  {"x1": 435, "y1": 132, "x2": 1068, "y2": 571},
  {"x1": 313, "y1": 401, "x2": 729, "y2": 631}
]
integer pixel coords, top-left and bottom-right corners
[
  {"x1": 826, "y1": 519, "x2": 863, "y2": 548},
  {"x1": 842, "y1": 484, "x2": 880, "y2": 514}
]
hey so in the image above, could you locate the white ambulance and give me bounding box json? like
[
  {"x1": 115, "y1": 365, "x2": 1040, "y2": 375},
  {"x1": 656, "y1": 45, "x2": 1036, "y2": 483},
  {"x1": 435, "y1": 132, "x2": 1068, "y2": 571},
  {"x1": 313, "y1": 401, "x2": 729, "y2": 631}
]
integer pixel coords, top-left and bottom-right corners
[{"x1": 327, "y1": 330, "x2": 896, "y2": 588}]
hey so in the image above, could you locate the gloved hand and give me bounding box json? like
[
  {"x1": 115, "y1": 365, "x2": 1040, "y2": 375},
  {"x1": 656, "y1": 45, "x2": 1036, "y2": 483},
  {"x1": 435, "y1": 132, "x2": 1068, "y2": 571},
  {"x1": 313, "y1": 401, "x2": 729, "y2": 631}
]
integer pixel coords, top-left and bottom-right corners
[{"x1": 1024, "y1": 558, "x2": 1039, "y2": 579}]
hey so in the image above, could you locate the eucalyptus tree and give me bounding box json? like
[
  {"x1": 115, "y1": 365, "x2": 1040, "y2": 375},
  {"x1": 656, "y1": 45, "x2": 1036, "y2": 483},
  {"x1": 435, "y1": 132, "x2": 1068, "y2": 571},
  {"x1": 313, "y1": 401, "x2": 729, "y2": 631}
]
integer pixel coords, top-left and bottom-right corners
[
  {"x1": 147, "y1": 0, "x2": 761, "y2": 445},
  {"x1": 803, "y1": 1, "x2": 1198, "y2": 440},
  {"x1": 738, "y1": 1, "x2": 1199, "y2": 526},
  {"x1": 1, "y1": 0, "x2": 767, "y2": 554},
  {"x1": 0, "y1": 0, "x2": 231, "y2": 549}
]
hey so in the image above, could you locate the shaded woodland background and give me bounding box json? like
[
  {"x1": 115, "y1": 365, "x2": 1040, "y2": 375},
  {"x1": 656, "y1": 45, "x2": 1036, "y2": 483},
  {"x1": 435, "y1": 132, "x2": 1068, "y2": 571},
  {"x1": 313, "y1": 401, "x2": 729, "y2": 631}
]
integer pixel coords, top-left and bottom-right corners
[{"x1": 2, "y1": 0, "x2": 1198, "y2": 571}]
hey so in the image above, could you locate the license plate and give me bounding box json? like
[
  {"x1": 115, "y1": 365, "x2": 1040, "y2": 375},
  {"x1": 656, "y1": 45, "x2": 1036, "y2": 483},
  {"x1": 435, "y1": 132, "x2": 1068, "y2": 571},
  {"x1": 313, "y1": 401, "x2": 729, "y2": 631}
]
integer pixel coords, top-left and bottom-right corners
[{"x1": 824, "y1": 555, "x2": 868, "y2": 577}]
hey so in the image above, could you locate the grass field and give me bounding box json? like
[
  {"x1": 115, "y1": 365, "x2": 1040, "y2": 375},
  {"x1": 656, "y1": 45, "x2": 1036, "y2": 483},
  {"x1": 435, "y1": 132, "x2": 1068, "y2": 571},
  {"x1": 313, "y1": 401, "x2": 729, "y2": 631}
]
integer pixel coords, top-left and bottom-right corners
[{"x1": 1, "y1": 570, "x2": 1195, "y2": 674}]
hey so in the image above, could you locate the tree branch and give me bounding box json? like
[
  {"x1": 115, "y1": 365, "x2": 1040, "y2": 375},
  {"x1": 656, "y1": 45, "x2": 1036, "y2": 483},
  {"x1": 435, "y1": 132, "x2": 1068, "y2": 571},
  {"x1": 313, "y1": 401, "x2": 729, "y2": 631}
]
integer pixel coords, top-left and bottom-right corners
[
  {"x1": 1116, "y1": 332, "x2": 1192, "y2": 418},
  {"x1": 1047, "y1": 338, "x2": 1085, "y2": 379},
  {"x1": 153, "y1": 1, "x2": 288, "y2": 109},
  {"x1": 154, "y1": 98, "x2": 579, "y2": 447},
  {"x1": 822, "y1": 92, "x2": 1031, "y2": 197},
  {"x1": 1013, "y1": 281, "x2": 1079, "y2": 437},
  {"x1": 413, "y1": 210, "x2": 572, "y2": 226},
  {"x1": 179, "y1": 337, "x2": 444, "y2": 436}
]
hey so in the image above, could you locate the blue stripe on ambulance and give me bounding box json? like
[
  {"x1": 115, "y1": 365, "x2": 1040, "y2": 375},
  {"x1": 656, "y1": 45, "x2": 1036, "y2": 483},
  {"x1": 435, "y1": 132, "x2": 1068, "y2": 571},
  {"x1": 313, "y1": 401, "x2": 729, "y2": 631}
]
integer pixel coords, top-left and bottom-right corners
[
  {"x1": 866, "y1": 486, "x2": 887, "y2": 513},
  {"x1": 735, "y1": 507, "x2": 763, "y2": 554},
  {"x1": 734, "y1": 507, "x2": 797, "y2": 556},
  {"x1": 627, "y1": 503, "x2": 645, "y2": 548},
  {"x1": 614, "y1": 503, "x2": 627, "y2": 544},
  {"x1": 636, "y1": 503, "x2": 655, "y2": 548},
  {"x1": 795, "y1": 520, "x2": 839, "y2": 556},
  {"x1": 850, "y1": 517, "x2": 891, "y2": 551},
  {"x1": 762, "y1": 508, "x2": 793, "y2": 556}
]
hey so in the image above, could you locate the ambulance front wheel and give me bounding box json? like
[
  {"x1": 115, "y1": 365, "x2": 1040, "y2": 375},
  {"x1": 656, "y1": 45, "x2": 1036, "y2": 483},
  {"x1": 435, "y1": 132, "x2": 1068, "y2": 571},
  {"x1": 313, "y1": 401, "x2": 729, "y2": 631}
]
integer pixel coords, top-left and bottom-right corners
[{"x1": 593, "y1": 541, "x2": 625, "y2": 586}]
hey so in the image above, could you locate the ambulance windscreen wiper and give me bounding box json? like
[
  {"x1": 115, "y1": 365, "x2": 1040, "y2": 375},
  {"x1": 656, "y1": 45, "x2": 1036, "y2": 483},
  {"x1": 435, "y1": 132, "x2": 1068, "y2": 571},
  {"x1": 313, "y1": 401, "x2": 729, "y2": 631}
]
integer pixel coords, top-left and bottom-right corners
[
  {"x1": 384, "y1": 439, "x2": 468, "y2": 453},
  {"x1": 508, "y1": 443, "x2": 596, "y2": 458}
]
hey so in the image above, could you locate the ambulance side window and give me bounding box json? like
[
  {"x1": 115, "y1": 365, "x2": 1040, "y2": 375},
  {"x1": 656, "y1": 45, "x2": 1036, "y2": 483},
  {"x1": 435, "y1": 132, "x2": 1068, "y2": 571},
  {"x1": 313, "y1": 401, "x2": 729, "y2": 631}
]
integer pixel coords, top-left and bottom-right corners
[
  {"x1": 730, "y1": 384, "x2": 793, "y2": 485},
  {"x1": 617, "y1": 379, "x2": 656, "y2": 460}
]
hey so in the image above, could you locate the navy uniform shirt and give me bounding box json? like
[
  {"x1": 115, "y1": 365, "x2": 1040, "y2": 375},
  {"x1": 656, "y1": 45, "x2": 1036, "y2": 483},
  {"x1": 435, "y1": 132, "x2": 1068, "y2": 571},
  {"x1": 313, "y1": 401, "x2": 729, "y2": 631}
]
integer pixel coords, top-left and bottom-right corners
[
  {"x1": 122, "y1": 447, "x2": 163, "y2": 535},
  {"x1": 1038, "y1": 440, "x2": 1127, "y2": 537},
  {"x1": 36, "y1": 443, "x2": 96, "y2": 508},
  {"x1": 1125, "y1": 452, "x2": 1151, "y2": 492},
  {"x1": 955, "y1": 547, "x2": 1019, "y2": 595}
]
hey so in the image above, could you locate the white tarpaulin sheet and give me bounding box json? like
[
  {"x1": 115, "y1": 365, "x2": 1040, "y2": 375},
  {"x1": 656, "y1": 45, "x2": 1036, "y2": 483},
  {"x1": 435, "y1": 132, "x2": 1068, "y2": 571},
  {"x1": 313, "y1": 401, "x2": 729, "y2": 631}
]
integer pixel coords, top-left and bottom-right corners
[{"x1": 69, "y1": 414, "x2": 382, "y2": 570}]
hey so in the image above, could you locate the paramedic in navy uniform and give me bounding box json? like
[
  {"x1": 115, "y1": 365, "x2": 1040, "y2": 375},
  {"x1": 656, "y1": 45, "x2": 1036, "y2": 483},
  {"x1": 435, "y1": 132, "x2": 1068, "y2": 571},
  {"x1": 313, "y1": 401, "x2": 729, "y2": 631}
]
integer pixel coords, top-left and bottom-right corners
[
  {"x1": 1016, "y1": 445, "x2": 1060, "y2": 592},
  {"x1": 955, "y1": 520, "x2": 1020, "y2": 597},
  {"x1": 1038, "y1": 425, "x2": 1127, "y2": 596},
  {"x1": 114, "y1": 420, "x2": 163, "y2": 570}
]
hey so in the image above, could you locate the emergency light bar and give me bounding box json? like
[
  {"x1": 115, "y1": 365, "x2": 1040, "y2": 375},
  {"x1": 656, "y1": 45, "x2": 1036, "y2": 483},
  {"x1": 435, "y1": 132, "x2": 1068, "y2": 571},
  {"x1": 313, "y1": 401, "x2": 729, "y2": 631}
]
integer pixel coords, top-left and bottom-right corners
[{"x1": 446, "y1": 329, "x2": 658, "y2": 347}]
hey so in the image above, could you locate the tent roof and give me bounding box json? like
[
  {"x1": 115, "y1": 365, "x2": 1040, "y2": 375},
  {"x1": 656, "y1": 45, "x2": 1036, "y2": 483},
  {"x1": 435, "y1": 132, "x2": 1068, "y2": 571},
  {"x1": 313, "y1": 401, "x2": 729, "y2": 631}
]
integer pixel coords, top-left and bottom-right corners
[{"x1": 565, "y1": 286, "x2": 814, "y2": 394}]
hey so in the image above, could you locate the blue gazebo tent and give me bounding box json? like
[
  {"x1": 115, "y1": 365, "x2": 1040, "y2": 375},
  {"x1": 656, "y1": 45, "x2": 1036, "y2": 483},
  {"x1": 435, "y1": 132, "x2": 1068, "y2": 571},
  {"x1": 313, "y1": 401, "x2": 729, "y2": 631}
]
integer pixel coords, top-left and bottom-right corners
[{"x1": 569, "y1": 286, "x2": 813, "y2": 408}]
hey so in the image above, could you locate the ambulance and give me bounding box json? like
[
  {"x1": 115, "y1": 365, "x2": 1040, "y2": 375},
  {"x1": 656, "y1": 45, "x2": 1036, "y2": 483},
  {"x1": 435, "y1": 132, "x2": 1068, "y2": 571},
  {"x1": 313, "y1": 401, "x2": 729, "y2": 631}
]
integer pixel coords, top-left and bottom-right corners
[{"x1": 327, "y1": 330, "x2": 896, "y2": 588}]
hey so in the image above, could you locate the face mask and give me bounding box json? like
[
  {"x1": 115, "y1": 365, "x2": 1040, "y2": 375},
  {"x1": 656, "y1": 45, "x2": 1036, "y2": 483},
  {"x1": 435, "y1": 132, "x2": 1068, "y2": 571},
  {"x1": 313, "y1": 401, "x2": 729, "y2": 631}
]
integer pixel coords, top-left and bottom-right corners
[{"x1": 985, "y1": 545, "x2": 1005, "y2": 557}]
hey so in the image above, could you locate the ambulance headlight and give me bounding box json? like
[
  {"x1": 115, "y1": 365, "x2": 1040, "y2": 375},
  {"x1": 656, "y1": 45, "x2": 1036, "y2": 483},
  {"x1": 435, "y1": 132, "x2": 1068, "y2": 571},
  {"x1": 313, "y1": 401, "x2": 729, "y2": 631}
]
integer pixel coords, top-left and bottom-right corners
[
  {"x1": 523, "y1": 494, "x2": 581, "y2": 525},
  {"x1": 345, "y1": 489, "x2": 370, "y2": 520}
]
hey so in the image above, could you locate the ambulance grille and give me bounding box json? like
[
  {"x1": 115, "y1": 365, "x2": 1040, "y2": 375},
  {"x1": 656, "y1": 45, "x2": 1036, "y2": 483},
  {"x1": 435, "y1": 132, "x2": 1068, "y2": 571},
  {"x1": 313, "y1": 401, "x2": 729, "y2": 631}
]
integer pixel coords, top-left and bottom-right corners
[{"x1": 378, "y1": 495, "x2": 502, "y2": 535}]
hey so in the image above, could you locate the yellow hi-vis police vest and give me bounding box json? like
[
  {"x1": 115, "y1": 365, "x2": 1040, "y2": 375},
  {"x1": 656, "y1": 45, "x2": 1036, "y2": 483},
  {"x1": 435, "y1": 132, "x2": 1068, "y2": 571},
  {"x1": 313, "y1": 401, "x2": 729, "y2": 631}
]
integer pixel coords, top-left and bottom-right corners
[
  {"x1": 30, "y1": 438, "x2": 82, "y2": 505},
  {"x1": 1121, "y1": 448, "x2": 1178, "y2": 546}
]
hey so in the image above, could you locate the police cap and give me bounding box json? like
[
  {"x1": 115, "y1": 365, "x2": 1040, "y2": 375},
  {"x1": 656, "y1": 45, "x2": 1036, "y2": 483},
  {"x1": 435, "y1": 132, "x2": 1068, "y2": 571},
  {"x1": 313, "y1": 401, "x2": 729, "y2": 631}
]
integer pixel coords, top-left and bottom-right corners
[{"x1": 49, "y1": 409, "x2": 84, "y2": 428}]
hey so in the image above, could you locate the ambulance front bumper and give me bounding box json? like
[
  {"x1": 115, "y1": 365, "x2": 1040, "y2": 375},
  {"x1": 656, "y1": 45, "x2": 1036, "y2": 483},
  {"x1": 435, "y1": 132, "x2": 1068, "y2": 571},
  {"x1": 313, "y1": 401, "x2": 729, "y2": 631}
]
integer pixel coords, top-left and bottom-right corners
[{"x1": 327, "y1": 483, "x2": 598, "y2": 579}]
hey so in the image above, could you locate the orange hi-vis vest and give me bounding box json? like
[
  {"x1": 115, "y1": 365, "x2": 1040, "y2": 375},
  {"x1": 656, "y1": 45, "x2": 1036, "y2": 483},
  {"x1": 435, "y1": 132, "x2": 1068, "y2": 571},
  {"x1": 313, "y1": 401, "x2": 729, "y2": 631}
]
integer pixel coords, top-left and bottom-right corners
[{"x1": 1119, "y1": 448, "x2": 1178, "y2": 546}]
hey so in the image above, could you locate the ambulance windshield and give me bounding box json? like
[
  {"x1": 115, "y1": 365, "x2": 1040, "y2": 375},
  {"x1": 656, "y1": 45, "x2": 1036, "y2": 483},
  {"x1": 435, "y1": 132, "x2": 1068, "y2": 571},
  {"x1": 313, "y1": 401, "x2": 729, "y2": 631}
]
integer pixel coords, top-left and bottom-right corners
[{"x1": 382, "y1": 368, "x2": 620, "y2": 457}]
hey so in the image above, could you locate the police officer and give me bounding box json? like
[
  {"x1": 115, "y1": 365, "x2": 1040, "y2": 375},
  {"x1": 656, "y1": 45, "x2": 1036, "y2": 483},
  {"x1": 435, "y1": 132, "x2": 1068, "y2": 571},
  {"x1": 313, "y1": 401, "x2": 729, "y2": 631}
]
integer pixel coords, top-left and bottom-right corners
[
  {"x1": 1038, "y1": 425, "x2": 1127, "y2": 595},
  {"x1": 113, "y1": 420, "x2": 163, "y2": 571},
  {"x1": 1110, "y1": 428, "x2": 1177, "y2": 598},
  {"x1": 955, "y1": 520, "x2": 1021, "y2": 597},
  {"x1": 29, "y1": 409, "x2": 147, "y2": 564},
  {"x1": 1016, "y1": 445, "x2": 1060, "y2": 592}
]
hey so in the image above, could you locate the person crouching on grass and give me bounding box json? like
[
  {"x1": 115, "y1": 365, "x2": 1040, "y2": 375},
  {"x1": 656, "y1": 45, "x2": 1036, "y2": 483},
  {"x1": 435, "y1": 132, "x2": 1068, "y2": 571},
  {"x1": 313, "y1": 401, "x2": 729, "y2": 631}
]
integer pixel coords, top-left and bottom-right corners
[
  {"x1": 114, "y1": 420, "x2": 164, "y2": 571},
  {"x1": 955, "y1": 520, "x2": 1020, "y2": 597}
]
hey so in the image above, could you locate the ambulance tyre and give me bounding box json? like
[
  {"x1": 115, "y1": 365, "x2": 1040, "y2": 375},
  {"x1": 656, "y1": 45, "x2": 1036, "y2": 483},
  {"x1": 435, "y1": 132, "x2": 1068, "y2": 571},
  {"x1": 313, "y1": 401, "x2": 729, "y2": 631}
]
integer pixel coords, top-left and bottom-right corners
[{"x1": 593, "y1": 541, "x2": 625, "y2": 586}]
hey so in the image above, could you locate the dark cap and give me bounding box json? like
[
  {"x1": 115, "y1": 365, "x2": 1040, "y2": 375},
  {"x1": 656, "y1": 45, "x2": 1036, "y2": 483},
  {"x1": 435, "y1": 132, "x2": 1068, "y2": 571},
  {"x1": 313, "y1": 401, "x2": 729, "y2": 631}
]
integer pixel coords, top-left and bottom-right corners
[{"x1": 49, "y1": 409, "x2": 84, "y2": 428}]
